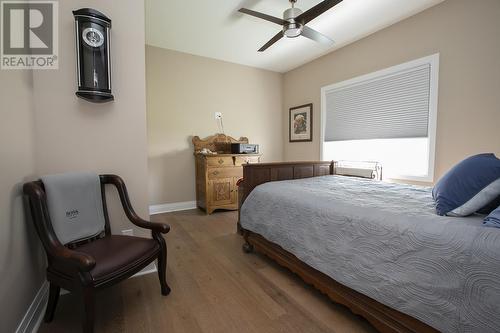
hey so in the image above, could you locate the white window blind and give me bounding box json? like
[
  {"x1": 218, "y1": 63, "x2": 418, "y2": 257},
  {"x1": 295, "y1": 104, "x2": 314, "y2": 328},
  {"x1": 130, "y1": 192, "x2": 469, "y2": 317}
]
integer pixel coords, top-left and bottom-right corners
[{"x1": 324, "y1": 63, "x2": 431, "y2": 142}]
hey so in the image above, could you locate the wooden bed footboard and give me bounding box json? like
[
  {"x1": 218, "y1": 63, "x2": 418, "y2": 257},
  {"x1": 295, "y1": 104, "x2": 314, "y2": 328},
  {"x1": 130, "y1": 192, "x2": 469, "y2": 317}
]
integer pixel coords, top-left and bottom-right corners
[{"x1": 237, "y1": 161, "x2": 438, "y2": 333}]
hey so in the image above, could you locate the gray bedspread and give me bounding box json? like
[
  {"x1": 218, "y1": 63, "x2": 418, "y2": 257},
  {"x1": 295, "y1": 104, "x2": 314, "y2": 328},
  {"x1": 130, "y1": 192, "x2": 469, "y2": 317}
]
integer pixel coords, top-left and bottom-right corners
[{"x1": 240, "y1": 175, "x2": 500, "y2": 333}]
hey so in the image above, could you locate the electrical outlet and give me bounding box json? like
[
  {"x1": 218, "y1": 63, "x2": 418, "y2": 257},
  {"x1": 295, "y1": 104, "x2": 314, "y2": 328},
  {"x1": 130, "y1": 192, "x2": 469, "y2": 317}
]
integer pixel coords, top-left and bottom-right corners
[
  {"x1": 215, "y1": 112, "x2": 222, "y2": 120},
  {"x1": 122, "y1": 229, "x2": 134, "y2": 236}
]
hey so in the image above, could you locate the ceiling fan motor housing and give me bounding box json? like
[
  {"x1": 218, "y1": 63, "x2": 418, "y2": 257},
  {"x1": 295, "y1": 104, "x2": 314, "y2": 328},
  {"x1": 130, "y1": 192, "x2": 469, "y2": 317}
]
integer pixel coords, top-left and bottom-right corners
[{"x1": 283, "y1": 7, "x2": 303, "y2": 38}]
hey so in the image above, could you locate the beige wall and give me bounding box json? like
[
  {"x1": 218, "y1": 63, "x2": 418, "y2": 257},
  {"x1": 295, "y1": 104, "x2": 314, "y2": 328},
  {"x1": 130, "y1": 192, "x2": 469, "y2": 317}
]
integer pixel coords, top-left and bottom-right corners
[
  {"x1": 283, "y1": 0, "x2": 500, "y2": 182},
  {"x1": 146, "y1": 46, "x2": 283, "y2": 205},
  {"x1": 0, "y1": 0, "x2": 150, "y2": 330},
  {"x1": 33, "y1": 0, "x2": 150, "y2": 235},
  {"x1": 0, "y1": 70, "x2": 45, "y2": 333}
]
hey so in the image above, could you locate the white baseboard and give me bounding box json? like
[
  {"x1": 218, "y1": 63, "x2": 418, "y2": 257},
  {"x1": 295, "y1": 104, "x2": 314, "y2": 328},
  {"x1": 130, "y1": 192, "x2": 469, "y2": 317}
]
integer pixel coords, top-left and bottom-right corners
[
  {"x1": 149, "y1": 200, "x2": 197, "y2": 215},
  {"x1": 16, "y1": 265, "x2": 157, "y2": 333},
  {"x1": 133, "y1": 263, "x2": 157, "y2": 277},
  {"x1": 15, "y1": 281, "x2": 49, "y2": 333}
]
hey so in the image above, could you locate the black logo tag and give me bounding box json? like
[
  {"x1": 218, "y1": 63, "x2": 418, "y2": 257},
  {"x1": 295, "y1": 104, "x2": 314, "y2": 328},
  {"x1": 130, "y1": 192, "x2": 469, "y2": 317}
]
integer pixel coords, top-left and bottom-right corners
[{"x1": 66, "y1": 209, "x2": 79, "y2": 219}]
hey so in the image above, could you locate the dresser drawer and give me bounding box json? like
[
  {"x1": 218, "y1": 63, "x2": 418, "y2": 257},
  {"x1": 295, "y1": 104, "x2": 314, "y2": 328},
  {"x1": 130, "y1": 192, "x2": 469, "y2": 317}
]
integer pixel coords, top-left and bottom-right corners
[
  {"x1": 235, "y1": 156, "x2": 260, "y2": 166},
  {"x1": 208, "y1": 167, "x2": 242, "y2": 179},
  {"x1": 207, "y1": 156, "x2": 234, "y2": 167}
]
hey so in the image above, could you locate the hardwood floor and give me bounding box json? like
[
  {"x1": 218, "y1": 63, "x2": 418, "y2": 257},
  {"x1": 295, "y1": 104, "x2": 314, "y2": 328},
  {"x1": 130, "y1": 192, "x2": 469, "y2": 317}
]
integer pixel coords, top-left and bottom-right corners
[{"x1": 38, "y1": 210, "x2": 377, "y2": 333}]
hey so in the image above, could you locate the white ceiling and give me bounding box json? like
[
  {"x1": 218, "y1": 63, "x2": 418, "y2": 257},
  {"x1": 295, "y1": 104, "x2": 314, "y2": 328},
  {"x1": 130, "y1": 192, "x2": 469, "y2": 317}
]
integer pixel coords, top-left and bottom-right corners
[{"x1": 145, "y1": 0, "x2": 444, "y2": 73}]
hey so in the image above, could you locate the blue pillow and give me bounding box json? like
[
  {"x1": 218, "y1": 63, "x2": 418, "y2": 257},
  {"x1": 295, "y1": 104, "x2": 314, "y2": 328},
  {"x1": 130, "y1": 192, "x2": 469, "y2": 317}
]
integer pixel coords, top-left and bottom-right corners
[
  {"x1": 484, "y1": 205, "x2": 500, "y2": 228},
  {"x1": 432, "y1": 153, "x2": 500, "y2": 216}
]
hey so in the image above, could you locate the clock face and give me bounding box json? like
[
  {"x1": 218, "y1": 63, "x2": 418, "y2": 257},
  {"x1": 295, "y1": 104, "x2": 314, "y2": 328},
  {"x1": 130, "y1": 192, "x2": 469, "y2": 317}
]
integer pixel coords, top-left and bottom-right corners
[{"x1": 82, "y1": 27, "x2": 104, "y2": 48}]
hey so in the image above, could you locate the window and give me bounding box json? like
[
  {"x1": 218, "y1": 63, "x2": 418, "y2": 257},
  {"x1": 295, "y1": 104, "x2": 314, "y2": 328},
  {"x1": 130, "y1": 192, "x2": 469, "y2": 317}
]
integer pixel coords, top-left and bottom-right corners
[{"x1": 321, "y1": 54, "x2": 439, "y2": 182}]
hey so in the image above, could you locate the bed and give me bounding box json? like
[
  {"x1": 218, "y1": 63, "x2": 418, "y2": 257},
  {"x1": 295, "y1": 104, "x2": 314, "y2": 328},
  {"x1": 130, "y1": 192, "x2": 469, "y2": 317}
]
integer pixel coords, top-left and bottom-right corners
[{"x1": 238, "y1": 161, "x2": 500, "y2": 333}]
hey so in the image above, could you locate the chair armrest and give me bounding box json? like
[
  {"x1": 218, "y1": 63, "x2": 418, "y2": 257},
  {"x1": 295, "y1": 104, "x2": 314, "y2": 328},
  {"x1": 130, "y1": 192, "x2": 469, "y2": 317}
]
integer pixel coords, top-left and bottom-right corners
[
  {"x1": 124, "y1": 215, "x2": 170, "y2": 234},
  {"x1": 100, "y1": 175, "x2": 171, "y2": 234},
  {"x1": 52, "y1": 245, "x2": 96, "y2": 272}
]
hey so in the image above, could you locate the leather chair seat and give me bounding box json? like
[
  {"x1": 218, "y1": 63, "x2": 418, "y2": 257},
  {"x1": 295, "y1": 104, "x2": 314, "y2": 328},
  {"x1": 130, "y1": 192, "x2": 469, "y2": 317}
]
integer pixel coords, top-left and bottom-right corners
[{"x1": 77, "y1": 235, "x2": 159, "y2": 282}]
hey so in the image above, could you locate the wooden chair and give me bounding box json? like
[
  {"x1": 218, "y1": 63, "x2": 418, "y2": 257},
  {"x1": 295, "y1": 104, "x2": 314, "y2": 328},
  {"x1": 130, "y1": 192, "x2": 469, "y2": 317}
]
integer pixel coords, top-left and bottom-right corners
[{"x1": 23, "y1": 174, "x2": 171, "y2": 333}]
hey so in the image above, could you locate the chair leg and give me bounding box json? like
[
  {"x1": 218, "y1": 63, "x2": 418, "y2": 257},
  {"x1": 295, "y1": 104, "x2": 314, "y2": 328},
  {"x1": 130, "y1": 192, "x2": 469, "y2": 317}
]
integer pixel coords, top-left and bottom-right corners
[
  {"x1": 81, "y1": 288, "x2": 95, "y2": 333},
  {"x1": 44, "y1": 283, "x2": 60, "y2": 322},
  {"x1": 156, "y1": 235, "x2": 171, "y2": 296}
]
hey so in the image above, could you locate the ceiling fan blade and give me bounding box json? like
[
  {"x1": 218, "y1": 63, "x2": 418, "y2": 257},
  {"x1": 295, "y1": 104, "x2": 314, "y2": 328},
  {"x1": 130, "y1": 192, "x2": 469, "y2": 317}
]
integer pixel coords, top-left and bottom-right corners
[
  {"x1": 301, "y1": 26, "x2": 334, "y2": 45},
  {"x1": 239, "y1": 8, "x2": 286, "y2": 26},
  {"x1": 297, "y1": 0, "x2": 343, "y2": 24},
  {"x1": 258, "y1": 31, "x2": 284, "y2": 52}
]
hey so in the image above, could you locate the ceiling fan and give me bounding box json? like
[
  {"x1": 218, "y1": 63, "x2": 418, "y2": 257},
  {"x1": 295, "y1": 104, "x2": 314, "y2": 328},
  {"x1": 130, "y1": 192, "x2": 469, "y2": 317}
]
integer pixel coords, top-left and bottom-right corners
[{"x1": 239, "y1": 0, "x2": 343, "y2": 52}]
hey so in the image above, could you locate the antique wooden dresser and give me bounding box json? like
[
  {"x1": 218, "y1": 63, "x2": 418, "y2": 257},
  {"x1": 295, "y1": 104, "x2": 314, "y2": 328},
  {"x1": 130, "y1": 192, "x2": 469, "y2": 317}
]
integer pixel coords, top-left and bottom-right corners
[{"x1": 193, "y1": 134, "x2": 261, "y2": 214}]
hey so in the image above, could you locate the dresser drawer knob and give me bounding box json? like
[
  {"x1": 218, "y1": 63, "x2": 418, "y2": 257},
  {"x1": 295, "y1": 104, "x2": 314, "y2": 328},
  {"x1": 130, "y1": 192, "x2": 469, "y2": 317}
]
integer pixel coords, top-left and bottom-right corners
[
  {"x1": 212, "y1": 170, "x2": 219, "y2": 175},
  {"x1": 218, "y1": 159, "x2": 224, "y2": 164}
]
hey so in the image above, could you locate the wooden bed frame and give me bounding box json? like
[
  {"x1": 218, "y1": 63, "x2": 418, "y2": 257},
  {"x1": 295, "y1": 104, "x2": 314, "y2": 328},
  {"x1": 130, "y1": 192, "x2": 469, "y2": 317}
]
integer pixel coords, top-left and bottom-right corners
[{"x1": 238, "y1": 161, "x2": 438, "y2": 333}]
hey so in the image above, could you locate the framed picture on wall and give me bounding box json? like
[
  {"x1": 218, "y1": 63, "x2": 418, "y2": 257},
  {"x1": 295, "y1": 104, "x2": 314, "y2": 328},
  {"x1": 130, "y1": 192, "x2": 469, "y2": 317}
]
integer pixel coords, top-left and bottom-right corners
[{"x1": 289, "y1": 103, "x2": 313, "y2": 142}]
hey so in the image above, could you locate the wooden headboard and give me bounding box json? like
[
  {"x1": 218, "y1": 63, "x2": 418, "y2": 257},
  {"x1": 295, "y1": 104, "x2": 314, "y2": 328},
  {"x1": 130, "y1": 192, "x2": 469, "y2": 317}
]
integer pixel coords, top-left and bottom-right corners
[{"x1": 237, "y1": 161, "x2": 334, "y2": 223}]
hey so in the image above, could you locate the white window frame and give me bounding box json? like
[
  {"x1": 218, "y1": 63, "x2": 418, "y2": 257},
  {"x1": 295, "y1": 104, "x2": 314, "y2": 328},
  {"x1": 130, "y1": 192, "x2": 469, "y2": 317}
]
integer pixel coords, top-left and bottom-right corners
[{"x1": 320, "y1": 53, "x2": 439, "y2": 182}]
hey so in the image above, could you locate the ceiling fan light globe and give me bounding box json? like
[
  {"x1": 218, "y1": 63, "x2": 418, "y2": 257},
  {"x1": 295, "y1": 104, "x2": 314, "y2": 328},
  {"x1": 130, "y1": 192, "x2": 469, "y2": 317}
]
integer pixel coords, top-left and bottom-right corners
[{"x1": 283, "y1": 22, "x2": 303, "y2": 38}]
